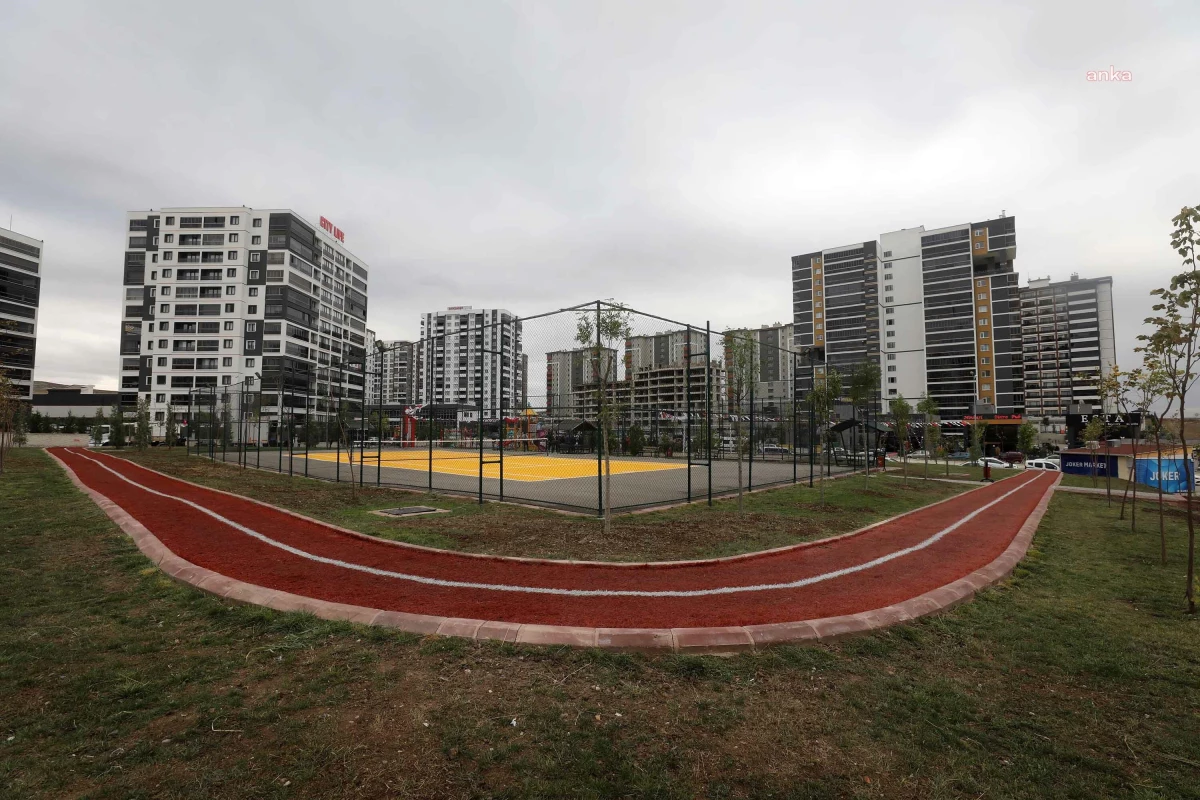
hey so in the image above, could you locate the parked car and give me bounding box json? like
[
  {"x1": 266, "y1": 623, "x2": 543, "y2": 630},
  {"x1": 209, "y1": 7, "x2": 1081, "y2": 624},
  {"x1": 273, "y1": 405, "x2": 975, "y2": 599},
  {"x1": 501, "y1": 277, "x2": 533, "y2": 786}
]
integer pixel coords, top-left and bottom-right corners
[
  {"x1": 974, "y1": 457, "x2": 1009, "y2": 468},
  {"x1": 906, "y1": 450, "x2": 931, "y2": 459},
  {"x1": 1001, "y1": 451, "x2": 1026, "y2": 465},
  {"x1": 760, "y1": 444, "x2": 790, "y2": 456},
  {"x1": 1025, "y1": 458, "x2": 1061, "y2": 472}
]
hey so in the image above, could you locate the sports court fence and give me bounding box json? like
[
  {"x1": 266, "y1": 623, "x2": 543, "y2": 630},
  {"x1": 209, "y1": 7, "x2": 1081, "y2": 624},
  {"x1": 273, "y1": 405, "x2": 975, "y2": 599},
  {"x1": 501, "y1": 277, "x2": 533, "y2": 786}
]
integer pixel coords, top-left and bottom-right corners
[{"x1": 180, "y1": 301, "x2": 903, "y2": 514}]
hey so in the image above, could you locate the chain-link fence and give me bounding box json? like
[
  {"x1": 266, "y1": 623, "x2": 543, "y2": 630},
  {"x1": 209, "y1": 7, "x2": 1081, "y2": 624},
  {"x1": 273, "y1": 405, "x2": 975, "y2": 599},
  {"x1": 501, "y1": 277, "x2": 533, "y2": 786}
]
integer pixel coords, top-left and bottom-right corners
[{"x1": 182, "y1": 301, "x2": 887, "y2": 514}]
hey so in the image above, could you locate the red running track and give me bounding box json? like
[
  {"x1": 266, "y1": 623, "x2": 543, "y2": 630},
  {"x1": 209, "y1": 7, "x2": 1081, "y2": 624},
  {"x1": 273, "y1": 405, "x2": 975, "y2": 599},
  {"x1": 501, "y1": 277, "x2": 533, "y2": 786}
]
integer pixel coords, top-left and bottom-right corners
[{"x1": 50, "y1": 448, "x2": 1055, "y2": 630}]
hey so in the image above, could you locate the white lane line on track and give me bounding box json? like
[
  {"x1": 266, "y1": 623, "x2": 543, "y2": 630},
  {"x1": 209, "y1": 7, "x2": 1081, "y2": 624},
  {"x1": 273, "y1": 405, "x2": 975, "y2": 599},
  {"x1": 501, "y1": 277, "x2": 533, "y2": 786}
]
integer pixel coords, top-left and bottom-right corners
[{"x1": 68, "y1": 449, "x2": 1041, "y2": 599}]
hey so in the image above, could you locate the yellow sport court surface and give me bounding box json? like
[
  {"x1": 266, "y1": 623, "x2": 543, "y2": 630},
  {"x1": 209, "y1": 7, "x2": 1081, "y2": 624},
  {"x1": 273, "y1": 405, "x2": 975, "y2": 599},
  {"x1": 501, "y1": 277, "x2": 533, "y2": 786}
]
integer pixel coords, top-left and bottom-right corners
[{"x1": 303, "y1": 448, "x2": 688, "y2": 482}]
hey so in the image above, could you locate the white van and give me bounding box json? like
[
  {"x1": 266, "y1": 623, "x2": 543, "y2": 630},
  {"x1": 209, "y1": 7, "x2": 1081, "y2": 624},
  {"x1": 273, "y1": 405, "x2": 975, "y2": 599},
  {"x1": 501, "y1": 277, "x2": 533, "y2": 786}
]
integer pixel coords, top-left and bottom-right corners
[{"x1": 1025, "y1": 458, "x2": 1061, "y2": 472}]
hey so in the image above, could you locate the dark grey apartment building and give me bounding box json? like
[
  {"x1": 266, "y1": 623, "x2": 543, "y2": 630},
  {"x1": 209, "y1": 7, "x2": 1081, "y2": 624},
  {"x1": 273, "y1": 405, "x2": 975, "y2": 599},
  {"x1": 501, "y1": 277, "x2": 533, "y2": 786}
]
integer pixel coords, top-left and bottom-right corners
[{"x1": 0, "y1": 226, "x2": 43, "y2": 400}]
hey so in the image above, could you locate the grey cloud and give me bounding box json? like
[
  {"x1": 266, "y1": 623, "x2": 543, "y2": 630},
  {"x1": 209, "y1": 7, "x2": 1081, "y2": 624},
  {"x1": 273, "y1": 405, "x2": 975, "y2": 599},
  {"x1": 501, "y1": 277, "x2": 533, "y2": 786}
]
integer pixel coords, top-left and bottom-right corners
[{"x1": 1, "y1": 0, "x2": 1198, "y2": 388}]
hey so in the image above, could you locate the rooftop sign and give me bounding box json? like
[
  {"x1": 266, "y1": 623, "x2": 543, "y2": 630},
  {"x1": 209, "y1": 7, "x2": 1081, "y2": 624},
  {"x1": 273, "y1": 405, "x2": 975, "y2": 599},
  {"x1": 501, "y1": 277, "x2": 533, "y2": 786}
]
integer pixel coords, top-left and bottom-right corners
[{"x1": 319, "y1": 216, "x2": 345, "y2": 243}]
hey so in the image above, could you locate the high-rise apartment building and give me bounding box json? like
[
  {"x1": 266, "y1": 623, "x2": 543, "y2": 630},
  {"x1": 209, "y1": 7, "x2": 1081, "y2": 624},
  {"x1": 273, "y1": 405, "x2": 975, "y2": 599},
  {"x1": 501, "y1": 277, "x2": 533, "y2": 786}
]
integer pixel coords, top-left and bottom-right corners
[
  {"x1": 723, "y1": 323, "x2": 796, "y2": 404},
  {"x1": 792, "y1": 214, "x2": 1020, "y2": 420},
  {"x1": 118, "y1": 207, "x2": 370, "y2": 438},
  {"x1": 1020, "y1": 275, "x2": 1116, "y2": 420},
  {"x1": 417, "y1": 307, "x2": 523, "y2": 412},
  {"x1": 544, "y1": 347, "x2": 616, "y2": 416},
  {"x1": 372, "y1": 339, "x2": 419, "y2": 406},
  {"x1": 0, "y1": 226, "x2": 42, "y2": 400}
]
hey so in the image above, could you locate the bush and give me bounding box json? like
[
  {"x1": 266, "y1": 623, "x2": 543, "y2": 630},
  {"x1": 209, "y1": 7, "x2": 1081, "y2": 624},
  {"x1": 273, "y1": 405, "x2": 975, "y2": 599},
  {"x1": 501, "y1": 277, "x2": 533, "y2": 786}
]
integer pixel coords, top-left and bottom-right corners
[{"x1": 628, "y1": 424, "x2": 645, "y2": 456}]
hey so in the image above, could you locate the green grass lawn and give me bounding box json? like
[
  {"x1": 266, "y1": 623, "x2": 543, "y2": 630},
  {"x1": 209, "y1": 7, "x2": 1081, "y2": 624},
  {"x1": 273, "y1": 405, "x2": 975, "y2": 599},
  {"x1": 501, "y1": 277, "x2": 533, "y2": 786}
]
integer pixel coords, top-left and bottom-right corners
[
  {"x1": 3, "y1": 447, "x2": 1200, "y2": 798},
  {"x1": 885, "y1": 461, "x2": 1024, "y2": 482},
  {"x1": 105, "y1": 449, "x2": 972, "y2": 562}
]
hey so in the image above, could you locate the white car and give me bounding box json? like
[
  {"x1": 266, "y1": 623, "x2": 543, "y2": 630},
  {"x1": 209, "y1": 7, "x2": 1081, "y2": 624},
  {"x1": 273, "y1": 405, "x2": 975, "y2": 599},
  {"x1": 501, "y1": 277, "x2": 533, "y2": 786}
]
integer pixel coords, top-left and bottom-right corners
[
  {"x1": 1025, "y1": 458, "x2": 1061, "y2": 472},
  {"x1": 974, "y1": 457, "x2": 1009, "y2": 468}
]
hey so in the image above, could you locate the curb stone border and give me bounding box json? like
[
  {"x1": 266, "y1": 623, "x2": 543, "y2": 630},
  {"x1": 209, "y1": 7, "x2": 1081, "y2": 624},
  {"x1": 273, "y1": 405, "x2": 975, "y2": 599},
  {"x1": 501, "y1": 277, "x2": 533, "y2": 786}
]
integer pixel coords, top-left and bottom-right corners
[{"x1": 48, "y1": 448, "x2": 1060, "y2": 654}]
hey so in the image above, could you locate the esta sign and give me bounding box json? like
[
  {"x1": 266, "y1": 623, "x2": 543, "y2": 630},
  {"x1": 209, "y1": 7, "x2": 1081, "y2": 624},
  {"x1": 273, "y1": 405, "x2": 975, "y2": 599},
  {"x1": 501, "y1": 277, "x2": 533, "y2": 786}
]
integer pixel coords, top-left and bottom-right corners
[{"x1": 319, "y1": 216, "x2": 345, "y2": 243}]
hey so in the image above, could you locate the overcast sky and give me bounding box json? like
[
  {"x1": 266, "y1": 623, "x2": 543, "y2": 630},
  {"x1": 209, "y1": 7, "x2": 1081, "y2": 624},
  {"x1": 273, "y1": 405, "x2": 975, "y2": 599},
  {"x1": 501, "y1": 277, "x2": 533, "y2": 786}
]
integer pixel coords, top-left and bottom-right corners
[{"x1": 2, "y1": 0, "x2": 1198, "y2": 390}]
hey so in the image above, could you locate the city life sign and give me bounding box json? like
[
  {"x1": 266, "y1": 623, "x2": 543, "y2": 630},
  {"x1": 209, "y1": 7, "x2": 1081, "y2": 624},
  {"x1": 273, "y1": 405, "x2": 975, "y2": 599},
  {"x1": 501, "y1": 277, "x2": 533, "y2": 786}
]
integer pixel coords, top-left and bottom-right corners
[
  {"x1": 1065, "y1": 412, "x2": 1143, "y2": 427},
  {"x1": 319, "y1": 216, "x2": 345, "y2": 243}
]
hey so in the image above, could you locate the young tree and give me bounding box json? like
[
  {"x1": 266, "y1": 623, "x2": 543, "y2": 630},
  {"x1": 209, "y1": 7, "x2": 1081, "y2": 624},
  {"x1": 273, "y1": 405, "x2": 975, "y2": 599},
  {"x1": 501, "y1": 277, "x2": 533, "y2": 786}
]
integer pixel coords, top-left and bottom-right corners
[
  {"x1": 807, "y1": 368, "x2": 842, "y2": 505},
  {"x1": 628, "y1": 423, "x2": 645, "y2": 457},
  {"x1": 1139, "y1": 205, "x2": 1200, "y2": 612},
  {"x1": 575, "y1": 302, "x2": 632, "y2": 534},
  {"x1": 164, "y1": 403, "x2": 178, "y2": 449},
  {"x1": 1131, "y1": 361, "x2": 1172, "y2": 560},
  {"x1": 135, "y1": 397, "x2": 152, "y2": 450},
  {"x1": 724, "y1": 329, "x2": 757, "y2": 512},
  {"x1": 90, "y1": 407, "x2": 107, "y2": 446},
  {"x1": 109, "y1": 402, "x2": 127, "y2": 448},
  {"x1": 0, "y1": 372, "x2": 19, "y2": 474},
  {"x1": 848, "y1": 360, "x2": 881, "y2": 488},
  {"x1": 916, "y1": 395, "x2": 939, "y2": 480},
  {"x1": 969, "y1": 419, "x2": 989, "y2": 464},
  {"x1": 1081, "y1": 416, "x2": 1106, "y2": 488},
  {"x1": 890, "y1": 394, "x2": 913, "y2": 486},
  {"x1": 1017, "y1": 421, "x2": 1038, "y2": 457}
]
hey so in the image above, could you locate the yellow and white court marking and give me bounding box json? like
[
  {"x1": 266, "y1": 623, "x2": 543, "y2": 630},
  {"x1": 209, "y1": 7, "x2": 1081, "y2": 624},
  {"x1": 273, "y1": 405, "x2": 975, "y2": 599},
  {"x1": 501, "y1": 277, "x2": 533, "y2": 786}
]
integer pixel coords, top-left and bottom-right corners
[{"x1": 302, "y1": 449, "x2": 688, "y2": 482}]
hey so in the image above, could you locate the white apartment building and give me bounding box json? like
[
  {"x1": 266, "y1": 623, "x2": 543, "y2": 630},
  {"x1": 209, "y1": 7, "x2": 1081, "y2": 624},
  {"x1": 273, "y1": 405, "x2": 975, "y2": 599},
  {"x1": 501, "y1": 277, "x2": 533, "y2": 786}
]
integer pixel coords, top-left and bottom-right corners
[
  {"x1": 118, "y1": 207, "x2": 370, "y2": 439},
  {"x1": 1020, "y1": 274, "x2": 1116, "y2": 421},
  {"x1": 0, "y1": 226, "x2": 42, "y2": 400},
  {"x1": 417, "y1": 307, "x2": 523, "y2": 413}
]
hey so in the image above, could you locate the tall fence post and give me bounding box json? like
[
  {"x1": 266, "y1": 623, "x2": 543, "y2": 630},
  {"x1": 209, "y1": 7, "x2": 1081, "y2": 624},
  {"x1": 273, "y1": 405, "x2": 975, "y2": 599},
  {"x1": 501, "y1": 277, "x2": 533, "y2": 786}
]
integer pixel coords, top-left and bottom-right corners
[
  {"x1": 748, "y1": 370, "x2": 754, "y2": 492},
  {"x1": 706, "y1": 321, "x2": 713, "y2": 506},
  {"x1": 685, "y1": 326, "x2": 692, "y2": 504},
  {"x1": 792, "y1": 353, "x2": 798, "y2": 485},
  {"x1": 478, "y1": 318, "x2": 485, "y2": 506},
  {"x1": 305, "y1": 367, "x2": 311, "y2": 478},
  {"x1": 595, "y1": 300, "x2": 603, "y2": 517}
]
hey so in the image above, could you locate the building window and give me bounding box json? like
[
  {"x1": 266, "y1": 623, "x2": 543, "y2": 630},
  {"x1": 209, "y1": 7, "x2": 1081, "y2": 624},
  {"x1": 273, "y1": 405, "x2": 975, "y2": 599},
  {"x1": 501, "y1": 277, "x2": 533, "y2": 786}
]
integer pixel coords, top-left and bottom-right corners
[
  {"x1": 974, "y1": 242, "x2": 984, "y2": 250},
  {"x1": 250, "y1": 269, "x2": 260, "y2": 279},
  {"x1": 885, "y1": 284, "x2": 893, "y2": 291},
  {"x1": 247, "y1": 340, "x2": 257, "y2": 351},
  {"x1": 222, "y1": 303, "x2": 233, "y2": 312},
  {"x1": 162, "y1": 268, "x2": 172, "y2": 278},
  {"x1": 158, "y1": 321, "x2": 168, "y2": 331},
  {"x1": 977, "y1": 293, "x2": 987, "y2": 300},
  {"x1": 887, "y1": 366, "x2": 896, "y2": 372},
  {"x1": 887, "y1": 318, "x2": 895, "y2": 325},
  {"x1": 976, "y1": 279, "x2": 985, "y2": 287},
  {"x1": 228, "y1": 233, "x2": 238, "y2": 243},
  {"x1": 887, "y1": 342, "x2": 895, "y2": 349},
  {"x1": 252, "y1": 218, "x2": 262, "y2": 227},
  {"x1": 227, "y1": 251, "x2": 238, "y2": 260},
  {"x1": 157, "y1": 357, "x2": 167, "y2": 366},
  {"x1": 230, "y1": 216, "x2": 240, "y2": 225},
  {"x1": 252, "y1": 235, "x2": 261, "y2": 245},
  {"x1": 885, "y1": 296, "x2": 894, "y2": 303},
  {"x1": 251, "y1": 253, "x2": 261, "y2": 262},
  {"x1": 165, "y1": 216, "x2": 175, "y2": 225},
  {"x1": 159, "y1": 303, "x2": 169, "y2": 313},
  {"x1": 246, "y1": 322, "x2": 257, "y2": 332},
  {"x1": 248, "y1": 305, "x2": 257, "y2": 314},
  {"x1": 222, "y1": 357, "x2": 233, "y2": 367},
  {"x1": 886, "y1": 330, "x2": 895, "y2": 337},
  {"x1": 886, "y1": 308, "x2": 894, "y2": 315},
  {"x1": 883, "y1": 251, "x2": 892, "y2": 257},
  {"x1": 224, "y1": 321, "x2": 234, "y2": 331},
  {"x1": 982, "y1": 370, "x2": 992, "y2": 377},
  {"x1": 978, "y1": 305, "x2": 988, "y2": 313},
  {"x1": 884, "y1": 273, "x2": 892, "y2": 280},
  {"x1": 982, "y1": 383, "x2": 992, "y2": 391},
  {"x1": 223, "y1": 339, "x2": 233, "y2": 349},
  {"x1": 888, "y1": 377, "x2": 896, "y2": 383},
  {"x1": 151, "y1": 254, "x2": 159, "y2": 263},
  {"x1": 887, "y1": 353, "x2": 896, "y2": 360},
  {"x1": 246, "y1": 358, "x2": 256, "y2": 368},
  {"x1": 979, "y1": 330, "x2": 989, "y2": 338},
  {"x1": 163, "y1": 251, "x2": 173, "y2": 261},
  {"x1": 980, "y1": 344, "x2": 990, "y2": 352},
  {"x1": 226, "y1": 286, "x2": 236, "y2": 295},
  {"x1": 981, "y1": 357, "x2": 991, "y2": 364}
]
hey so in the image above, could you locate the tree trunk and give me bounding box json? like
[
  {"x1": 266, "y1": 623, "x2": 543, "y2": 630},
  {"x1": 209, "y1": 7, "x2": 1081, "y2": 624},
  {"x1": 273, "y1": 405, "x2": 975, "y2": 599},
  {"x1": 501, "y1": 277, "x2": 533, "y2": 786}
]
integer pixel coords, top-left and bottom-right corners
[
  {"x1": 603, "y1": 421, "x2": 612, "y2": 534},
  {"x1": 736, "y1": 418, "x2": 744, "y2": 513},
  {"x1": 1179, "y1": 407, "x2": 1195, "y2": 614},
  {"x1": 1105, "y1": 439, "x2": 1112, "y2": 506},
  {"x1": 1156, "y1": 429, "x2": 1166, "y2": 565},
  {"x1": 1129, "y1": 432, "x2": 1139, "y2": 529}
]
